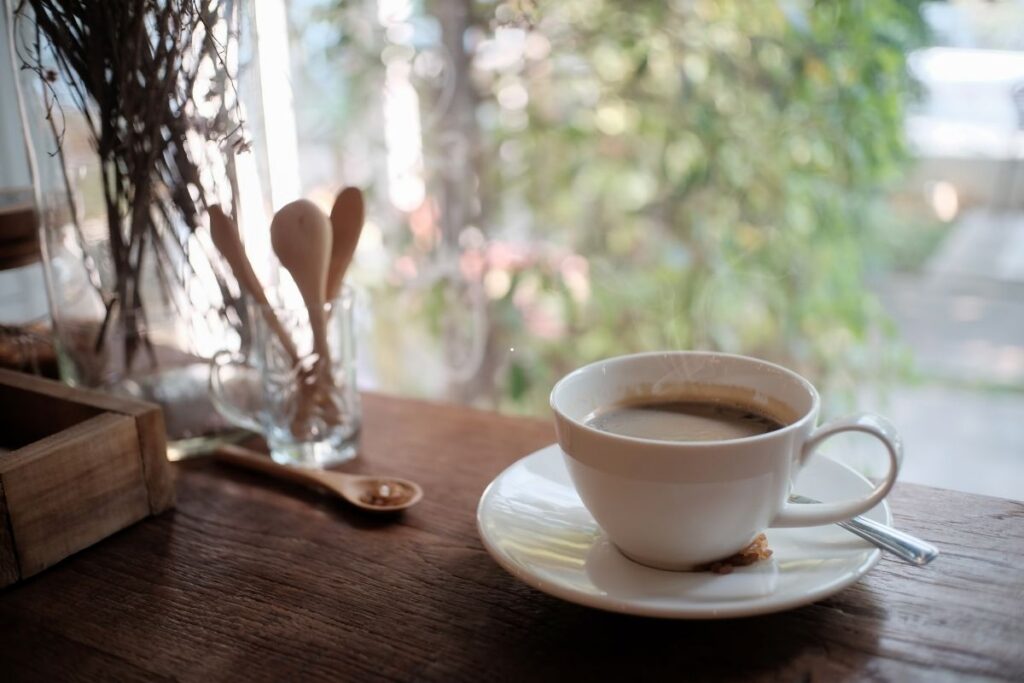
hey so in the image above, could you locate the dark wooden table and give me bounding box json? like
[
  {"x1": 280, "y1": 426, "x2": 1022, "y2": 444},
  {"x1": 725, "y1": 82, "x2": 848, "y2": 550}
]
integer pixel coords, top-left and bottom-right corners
[{"x1": 1, "y1": 394, "x2": 1022, "y2": 681}]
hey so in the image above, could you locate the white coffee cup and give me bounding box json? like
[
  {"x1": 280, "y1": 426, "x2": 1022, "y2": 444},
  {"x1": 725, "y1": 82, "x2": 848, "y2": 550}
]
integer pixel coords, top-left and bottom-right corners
[{"x1": 550, "y1": 351, "x2": 902, "y2": 571}]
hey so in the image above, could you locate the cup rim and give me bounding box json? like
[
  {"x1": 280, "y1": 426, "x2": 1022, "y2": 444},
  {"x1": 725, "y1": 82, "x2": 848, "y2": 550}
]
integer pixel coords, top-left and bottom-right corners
[{"x1": 549, "y1": 350, "x2": 820, "y2": 448}]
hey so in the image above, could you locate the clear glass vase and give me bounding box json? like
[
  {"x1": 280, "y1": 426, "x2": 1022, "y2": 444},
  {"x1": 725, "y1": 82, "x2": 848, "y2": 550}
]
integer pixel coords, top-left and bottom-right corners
[
  {"x1": 42, "y1": 197, "x2": 247, "y2": 456},
  {"x1": 5, "y1": 2, "x2": 254, "y2": 457}
]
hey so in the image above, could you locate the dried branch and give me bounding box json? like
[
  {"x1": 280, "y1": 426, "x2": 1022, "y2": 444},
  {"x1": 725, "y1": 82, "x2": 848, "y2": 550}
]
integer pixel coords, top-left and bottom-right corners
[{"x1": 15, "y1": 0, "x2": 249, "y2": 371}]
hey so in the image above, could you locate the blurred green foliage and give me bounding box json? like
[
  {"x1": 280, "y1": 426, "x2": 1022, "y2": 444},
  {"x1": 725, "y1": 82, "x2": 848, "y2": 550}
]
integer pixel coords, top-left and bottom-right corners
[
  {"x1": 476, "y1": 0, "x2": 928, "y2": 412},
  {"x1": 309, "y1": 0, "x2": 929, "y2": 413}
]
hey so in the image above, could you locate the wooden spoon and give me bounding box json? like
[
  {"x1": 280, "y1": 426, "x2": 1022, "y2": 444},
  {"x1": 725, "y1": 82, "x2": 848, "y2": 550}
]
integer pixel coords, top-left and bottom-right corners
[
  {"x1": 270, "y1": 200, "x2": 338, "y2": 431},
  {"x1": 208, "y1": 205, "x2": 300, "y2": 367},
  {"x1": 325, "y1": 187, "x2": 364, "y2": 303},
  {"x1": 270, "y1": 199, "x2": 332, "y2": 364},
  {"x1": 213, "y1": 444, "x2": 423, "y2": 512}
]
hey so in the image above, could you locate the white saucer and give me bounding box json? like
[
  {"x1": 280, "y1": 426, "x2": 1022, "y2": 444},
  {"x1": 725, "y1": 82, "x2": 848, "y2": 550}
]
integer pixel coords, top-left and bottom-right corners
[{"x1": 477, "y1": 444, "x2": 891, "y2": 619}]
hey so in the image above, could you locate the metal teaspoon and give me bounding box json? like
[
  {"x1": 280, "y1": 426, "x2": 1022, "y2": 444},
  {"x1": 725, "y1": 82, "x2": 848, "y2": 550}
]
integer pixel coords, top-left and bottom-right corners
[{"x1": 789, "y1": 494, "x2": 939, "y2": 566}]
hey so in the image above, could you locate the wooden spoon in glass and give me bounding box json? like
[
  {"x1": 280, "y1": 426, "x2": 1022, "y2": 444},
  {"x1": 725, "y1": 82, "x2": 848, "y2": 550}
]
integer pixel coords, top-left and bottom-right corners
[
  {"x1": 325, "y1": 187, "x2": 364, "y2": 303},
  {"x1": 270, "y1": 199, "x2": 333, "y2": 373},
  {"x1": 213, "y1": 444, "x2": 423, "y2": 512},
  {"x1": 208, "y1": 205, "x2": 300, "y2": 366},
  {"x1": 270, "y1": 199, "x2": 339, "y2": 429}
]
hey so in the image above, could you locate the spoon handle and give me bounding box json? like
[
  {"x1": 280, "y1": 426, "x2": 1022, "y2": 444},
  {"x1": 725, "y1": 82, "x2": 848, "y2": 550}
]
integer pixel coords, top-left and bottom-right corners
[
  {"x1": 325, "y1": 187, "x2": 364, "y2": 302},
  {"x1": 789, "y1": 494, "x2": 939, "y2": 566},
  {"x1": 213, "y1": 444, "x2": 332, "y2": 492},
  {"x1": 208, "y1": 207, "x2": 301, "y2": 366},
  {"x1": 254, "y1": 304, "x2": 301, "y2": 369},
  {"x1": 837, "y1": 515, "x2": 939, "y2": 566}
]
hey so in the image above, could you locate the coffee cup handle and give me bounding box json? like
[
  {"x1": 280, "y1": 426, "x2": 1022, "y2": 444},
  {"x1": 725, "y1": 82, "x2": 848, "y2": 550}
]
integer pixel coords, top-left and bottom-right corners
[{"x1": 771, "y1": 413, "x2": 903, "y2": 528}]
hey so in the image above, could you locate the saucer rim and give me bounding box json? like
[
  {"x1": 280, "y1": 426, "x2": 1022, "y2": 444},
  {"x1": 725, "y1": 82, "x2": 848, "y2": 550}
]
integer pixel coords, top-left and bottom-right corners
[{"x1": 476, "y1": 443, "x2": 889, "y2": 619}]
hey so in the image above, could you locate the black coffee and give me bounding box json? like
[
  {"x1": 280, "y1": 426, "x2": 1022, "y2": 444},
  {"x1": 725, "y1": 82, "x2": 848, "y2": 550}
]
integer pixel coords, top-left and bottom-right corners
[{"x1": 585, "y1": 395, "x2": 789, "y2": 442}]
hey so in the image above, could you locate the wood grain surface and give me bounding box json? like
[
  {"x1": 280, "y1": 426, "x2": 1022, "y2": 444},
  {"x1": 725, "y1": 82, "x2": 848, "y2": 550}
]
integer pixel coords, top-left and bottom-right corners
[{"x1": 0, "y1": 393, "x2": 1021, "y2": 682}]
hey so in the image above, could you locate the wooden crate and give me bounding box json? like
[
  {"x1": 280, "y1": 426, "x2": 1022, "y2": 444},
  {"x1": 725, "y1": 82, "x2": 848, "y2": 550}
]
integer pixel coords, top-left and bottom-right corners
[{"x1": 0, "y1": 369, "x2": 174, "y2": 588}]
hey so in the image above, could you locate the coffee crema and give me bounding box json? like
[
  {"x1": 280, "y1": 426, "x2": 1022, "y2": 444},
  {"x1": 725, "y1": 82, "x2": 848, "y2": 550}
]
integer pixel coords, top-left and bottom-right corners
[{"x1": 584, "y1": 388, "x2": 795, "y2": 442}]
